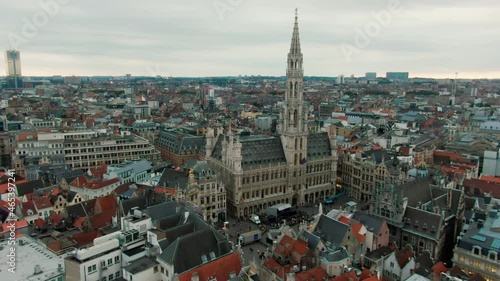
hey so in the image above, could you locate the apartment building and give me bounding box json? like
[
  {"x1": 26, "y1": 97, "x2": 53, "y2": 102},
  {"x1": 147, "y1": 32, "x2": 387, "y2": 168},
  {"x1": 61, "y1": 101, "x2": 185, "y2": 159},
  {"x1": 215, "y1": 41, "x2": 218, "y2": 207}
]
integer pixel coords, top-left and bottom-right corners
[
  {"x1": 13, "y1": 130, "x2": 160, "y2": 173},
  {"x1": 338, "y1": 149, "x2": 408, "y2": 202},
  {"x1": 65, "y1": 229, "x2": 144, "y2": 281},
  {"x1": 68, "y1": 176, "x2": 120, "y2": 200},
  {"x1": 62, "y1": 131, "x2": 160, "y2": 170},
  {"x1": 452, "y1": 208, "x2": 500, "y2": 281},
  {"x1": 103, "y1": 159, "x2": 153, "y2": 184}
]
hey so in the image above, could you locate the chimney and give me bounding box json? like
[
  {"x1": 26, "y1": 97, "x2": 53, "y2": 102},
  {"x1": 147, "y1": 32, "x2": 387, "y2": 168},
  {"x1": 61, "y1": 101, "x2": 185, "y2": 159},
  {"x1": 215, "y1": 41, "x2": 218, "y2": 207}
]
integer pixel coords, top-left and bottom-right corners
[{"x1": 191, "y1": 272, "x2": 199, "y2": 281}]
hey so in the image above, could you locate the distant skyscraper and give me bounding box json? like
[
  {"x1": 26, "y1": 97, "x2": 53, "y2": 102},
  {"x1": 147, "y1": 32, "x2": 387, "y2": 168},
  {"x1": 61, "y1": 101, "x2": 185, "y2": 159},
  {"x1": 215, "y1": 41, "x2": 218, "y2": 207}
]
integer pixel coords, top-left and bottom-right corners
[
  {"x1": 386, "y1": 72, "x2": 409, "y2": 81},
  {"x1": 5, "y1": 50, "x2": 22, "y2": 88},
  {"x1": 365, "y1": 72, "x2": 376, "y2": 80},
  {"x1": 336, "y1": 75, "x2": 345, "y2": 84}
]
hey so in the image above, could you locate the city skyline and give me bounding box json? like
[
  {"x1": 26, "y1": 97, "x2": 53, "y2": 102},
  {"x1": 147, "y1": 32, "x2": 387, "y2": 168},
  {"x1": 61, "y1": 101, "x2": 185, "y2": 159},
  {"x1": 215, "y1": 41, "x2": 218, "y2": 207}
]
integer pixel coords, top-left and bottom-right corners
[{"x1": 1, "y1": 0, "x2": 500, "y2": 79}]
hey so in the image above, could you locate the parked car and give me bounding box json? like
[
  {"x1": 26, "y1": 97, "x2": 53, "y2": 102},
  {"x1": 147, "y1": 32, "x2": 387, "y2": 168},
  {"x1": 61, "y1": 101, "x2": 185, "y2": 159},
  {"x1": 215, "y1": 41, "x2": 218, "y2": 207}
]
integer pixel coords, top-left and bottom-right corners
[{"x1": 249, "y1": 214, "x2": 261, "y2": 225}]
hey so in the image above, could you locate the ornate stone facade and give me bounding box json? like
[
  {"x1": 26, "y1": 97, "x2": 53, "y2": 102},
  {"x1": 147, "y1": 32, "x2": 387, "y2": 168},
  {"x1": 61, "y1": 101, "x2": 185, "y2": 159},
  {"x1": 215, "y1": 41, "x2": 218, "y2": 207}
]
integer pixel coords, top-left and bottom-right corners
[{"x1": 206, "y1": 13, "x2": 337, "y2": 218}]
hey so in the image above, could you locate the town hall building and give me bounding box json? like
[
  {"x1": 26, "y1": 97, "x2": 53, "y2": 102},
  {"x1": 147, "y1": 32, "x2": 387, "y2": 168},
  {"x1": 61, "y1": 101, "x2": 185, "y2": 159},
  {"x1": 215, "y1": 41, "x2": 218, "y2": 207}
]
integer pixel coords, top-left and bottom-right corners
[{"x1": 205, "y1": 12, "x2": 338, "y2": 218}]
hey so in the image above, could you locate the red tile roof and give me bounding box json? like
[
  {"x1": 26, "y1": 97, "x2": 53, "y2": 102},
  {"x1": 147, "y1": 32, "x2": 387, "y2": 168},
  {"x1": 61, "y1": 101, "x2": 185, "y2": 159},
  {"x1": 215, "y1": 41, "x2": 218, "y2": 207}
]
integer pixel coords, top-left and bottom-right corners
[
  {"x1": 360, "y1": 268, "x2": 375, "y2": 280},
  {"x1": 338, "y1": 215, "x2": 350, "y2": 224},
  {"x1": 154, "y1": 187, "x2": 176, "y2": 195},
  {"x1": 275, "y1": 235, "x2": 309, "y2": 256},
  {"x1": 331, "y1": 271, "x2": 359, "y2": 281},
  {"x1": 479, "y1": 175, "x2": 500, "y2": 184},
  {"x1": 21, "y1": 201, "x2": 36, "y2": 216},
  {"x1": 395, "y1": 247, "x2": 414, "y2": 268},
  {"x1": 90, "y1": 209, "x2": 116, "y2": 229},
  {"x1": 33, "y1": 197, "x2": 53, "y2": 210},
  {"x1": 74, "y1": 217, "x2": 86, "y2": 229},
  {"x1": 294, "y1": 266, "x2": 329, "y2": 281},
  {"x1": 70, "y1": 176, "x2": 119, "y2": 190},
  {"x1": 177, "y1": 251, "x2": 242, "y2": 281},
  {"x1": 35, "y1": 217, "x2": 45, "y2": 228},
  {"x1": 263, "y1": 258, "x2": 288, "y2": 280},
  {"x1": 49, "y1": 212, "x2": 63, "y2": 226},
  {"x1": 88, "y1": 165, "x2": 108, "y2": 179},
  {"x1": 352, "y1": 223, "x2": 366, "y2": 243},
  {"x1": 463, "y1": 179, "x2": 500, "y2": 198},
  {"x1": 96, "y1": 194, "x2": 117, "y2": 211},
  {"x1": 362, "y1": 276, "x2": 380, "y2": 281},
  {"x1": 432, "y1": 261, "x2": 448, "y2": 275},
  {"x1": 0, "y1": 219, "x2": 28, "y2": 235},
  {"x1": 72, "y1": 230, "x2": 100, "y2": 247}
]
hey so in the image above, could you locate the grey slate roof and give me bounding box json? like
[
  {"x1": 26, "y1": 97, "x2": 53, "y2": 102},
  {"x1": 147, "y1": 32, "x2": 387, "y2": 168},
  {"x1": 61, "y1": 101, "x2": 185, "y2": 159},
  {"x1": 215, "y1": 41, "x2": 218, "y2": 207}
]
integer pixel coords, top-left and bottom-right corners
[
  {"x1": 65, "y1": 203, "x2": 88, "y2": 220},
  {"x1": 414, "y1": 251, "x2": 435, "y2": 277},
  {"x1": 16, "y1": 179, "x2": 44, "y2": 196},
  {"x1": 157, "y1": 213, "x2": 183, "y2": 230},
  {"x1": 361, "y1": 149, "x2": 391, "y2": 164},
  {"x1": 457, "y1": 210, "x2": 500, "y2": 256},
  {"x1": 146, "y1": 200, "x2": 180, "y2": 222},
  {"x1": 364, "y1": 246, "x2": 394, "y2": 261},
  {"x1": 211, "y1": 134, "x2": 287, "y2": 168},
  {"x1": 158, "y1": 169, "x2": 189, "y2": 190},
  {"x1": 240, "y1": 135, "x2": 286, "y2": 168},
  {"x1": 315, "y1": 214, "x2": 349, "y2": 249},
  {"x1": 156, "y1": 130, "x2": 205, "y2": 155},
  {"x1": 120, "y1": 196, "x2": 148, "y2": 217},
  {"x1": 402, "y1": 207, "x2": 442, "y2": 240},
  {"x1": 157, "y1": 228, "x2": 231, "y2": 274},
  {"x1": 323, "y1": 247, "x2": 350, "y2": 262},
  {"x1": 307, "y1": 132, "x2": 331, "y2": 159},
  {"x1": 300, "y1": 230, "x2": 321, "y2": 251},
  {"x1": 353, "y1": 212, "x2": 384, "y2": 234}
]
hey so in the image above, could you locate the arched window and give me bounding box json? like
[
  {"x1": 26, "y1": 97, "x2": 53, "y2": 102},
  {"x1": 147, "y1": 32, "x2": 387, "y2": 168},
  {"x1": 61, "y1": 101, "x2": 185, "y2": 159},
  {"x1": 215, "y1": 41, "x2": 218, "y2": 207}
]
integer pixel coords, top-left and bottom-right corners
[
  {"x1": 294, "y1": 110, "x2": 298, "y2": 127},
  {"x1": 294, "y1": 82, "x2": 298, "y2": 97},
  {"x1": 381, "y1": 206, "x2": 390, "y2": 218}
]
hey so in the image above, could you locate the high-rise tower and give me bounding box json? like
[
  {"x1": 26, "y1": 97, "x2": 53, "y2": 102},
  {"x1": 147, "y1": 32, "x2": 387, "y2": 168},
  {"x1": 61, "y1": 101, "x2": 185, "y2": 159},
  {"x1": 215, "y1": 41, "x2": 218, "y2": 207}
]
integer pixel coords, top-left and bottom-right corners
[
  {"x1": 5, "y1": 50, "x2": 22, "y2": 89},
  {"x1": 280, "y1": 9, "x2": 308, "y2": 167}
]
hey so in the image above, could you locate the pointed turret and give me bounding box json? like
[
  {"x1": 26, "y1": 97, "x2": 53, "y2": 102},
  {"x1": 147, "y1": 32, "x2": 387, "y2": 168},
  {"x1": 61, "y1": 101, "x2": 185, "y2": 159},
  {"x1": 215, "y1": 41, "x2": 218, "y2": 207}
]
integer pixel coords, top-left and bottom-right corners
[
  {"x1": 289, "y1": 9, "x2": 302, "y2": 56},
  {"x1": 280, "y1": 9, "x2": 308, "y2": 166}
]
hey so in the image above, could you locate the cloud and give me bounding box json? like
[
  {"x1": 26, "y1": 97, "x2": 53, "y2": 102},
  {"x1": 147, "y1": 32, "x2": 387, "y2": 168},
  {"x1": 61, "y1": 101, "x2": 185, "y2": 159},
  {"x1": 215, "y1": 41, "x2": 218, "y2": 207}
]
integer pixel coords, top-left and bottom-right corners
[{"x1": 0, "y1": 0, "x2": 499, "y2": 78}]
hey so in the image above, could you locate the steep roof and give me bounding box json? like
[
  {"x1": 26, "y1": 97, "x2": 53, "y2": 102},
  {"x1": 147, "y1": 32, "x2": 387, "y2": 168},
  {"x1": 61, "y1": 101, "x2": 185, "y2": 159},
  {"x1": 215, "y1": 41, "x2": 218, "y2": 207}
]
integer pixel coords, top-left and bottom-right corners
[
  {"x1": 315, "y1": 214, "x2": 350, "y2": 249},
  {"x1": 402, "y1": 207, "x2": 442, "y2": 240},
  {"x1": 307, "y1": 132, "x2": 332, "y2": 160},
  {"x1": 16, "y1": 180, "x2": 44, "y2": 196},
  {"x1": 294, "y1": 266, "x2": 329, "y2": 281},
  {"x1": 395, "y1": 246, "x2": 414, "y2": 268},
  {"x1": 353, "y1": 212, "x2": 384, "y2": 234},
  {"x1": 158, "y1": 228, "x2": 231, "y2": 274},
  {"x1": 177, "y1": 251, "x2": 242, "y2": 281}
]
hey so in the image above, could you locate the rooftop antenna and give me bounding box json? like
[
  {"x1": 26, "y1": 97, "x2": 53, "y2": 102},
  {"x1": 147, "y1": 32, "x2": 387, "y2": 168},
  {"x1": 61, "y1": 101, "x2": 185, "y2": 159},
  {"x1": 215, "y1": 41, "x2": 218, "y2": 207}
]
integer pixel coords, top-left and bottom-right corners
[{"x1": 452, "y1": 72, "x2": 458, "y2": 96}]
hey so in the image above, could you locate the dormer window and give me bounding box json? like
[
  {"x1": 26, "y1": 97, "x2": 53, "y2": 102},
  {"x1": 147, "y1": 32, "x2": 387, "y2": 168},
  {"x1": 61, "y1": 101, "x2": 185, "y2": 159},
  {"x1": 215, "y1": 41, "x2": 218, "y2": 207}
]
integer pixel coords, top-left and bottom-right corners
[
  {"x1": 472, "y1": 246, "x2": 481, "y2": 256},
  {"x1": 422, "y1": 223, "x2": 427, "y2": 230},
  {"x1": 488, "y1": 251, "x2": 497, "y2": 261},
  {"x1": 414, "y1": 220, "x2": 419, "y2": 227}
]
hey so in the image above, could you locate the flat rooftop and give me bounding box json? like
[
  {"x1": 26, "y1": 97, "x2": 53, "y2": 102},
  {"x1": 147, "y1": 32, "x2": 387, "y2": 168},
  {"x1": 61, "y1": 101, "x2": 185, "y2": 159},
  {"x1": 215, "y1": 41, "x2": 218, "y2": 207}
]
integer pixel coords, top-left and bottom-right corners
[
  {"x1": 123, "y1": 256, "x2": 157, "y2": 275},
  {"x1": 0, "y1": 236, "x2": 65, "y2": 281}
]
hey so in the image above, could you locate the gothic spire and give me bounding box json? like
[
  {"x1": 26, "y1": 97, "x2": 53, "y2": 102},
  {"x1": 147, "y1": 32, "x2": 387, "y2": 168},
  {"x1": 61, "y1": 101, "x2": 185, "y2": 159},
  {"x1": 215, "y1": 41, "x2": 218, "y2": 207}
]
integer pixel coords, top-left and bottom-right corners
[{"x1": 290, "y1": 8, "x2": 301, "y2": 56}]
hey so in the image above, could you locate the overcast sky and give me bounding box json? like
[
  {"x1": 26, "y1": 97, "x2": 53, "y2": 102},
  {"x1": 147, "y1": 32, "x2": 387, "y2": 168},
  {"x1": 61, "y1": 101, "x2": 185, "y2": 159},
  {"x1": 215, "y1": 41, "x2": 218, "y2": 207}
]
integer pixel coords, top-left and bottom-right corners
[{"x1": 1, "y1": 0, "x2": 499, "y2": 78}]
